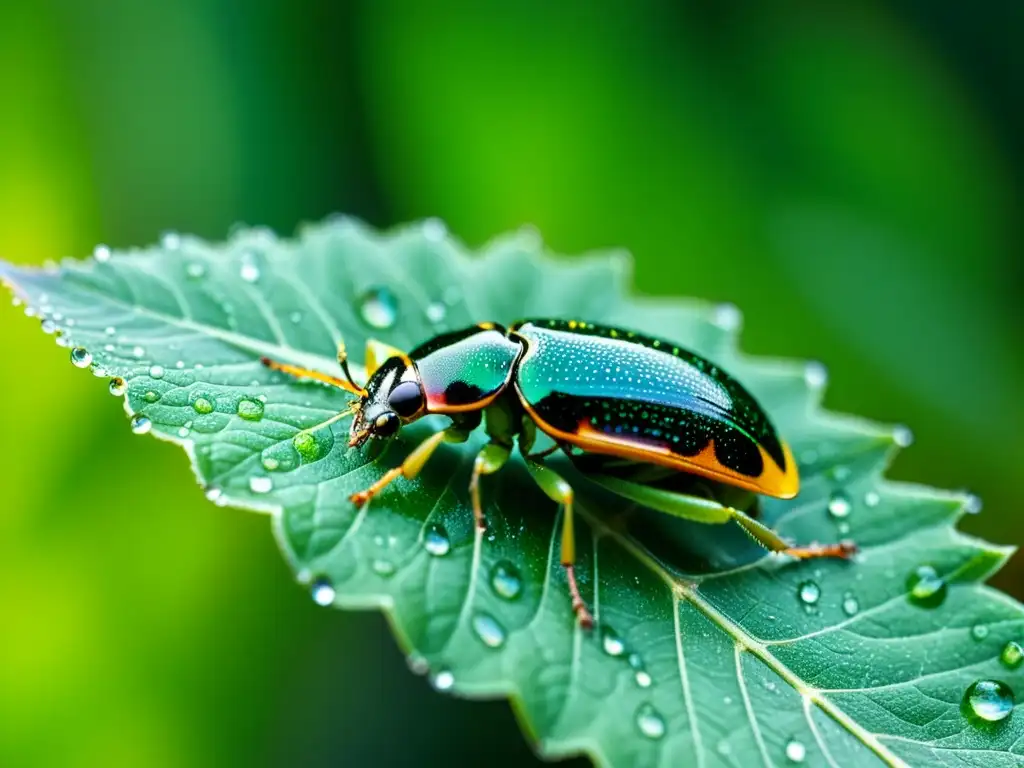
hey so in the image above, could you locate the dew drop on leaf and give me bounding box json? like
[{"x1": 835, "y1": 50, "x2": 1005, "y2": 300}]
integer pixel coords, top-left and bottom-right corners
[
  {"x1": 261, "y1": 456, "x2": 280, "y2": 472},
  {"x1": 311, "y1": 578, "x2": 336, "y2": 606},
  {"x1": 93, "y1": 244, "x2": 111, "y2": 262},
  {"x1": 130, "y1": 415, "x2": 152, "y2": 435},
  {"x1": 108, "y1": 377, "x2": 126, "y2": 396},
  {"x1": 842, "y1": 592, "x2": 860, "y2": 616},
  {"x1": 177, "y1": 426, "x2": 190, "y2": 438},
  {"x1": 864, "y1": 490, "x2": 881, "y2": 507},
  {"x1": 358, "y1": 286, "x2": 398, "y2": 330},
  {"x1": 472, "y1": 612, "x2": 506, "y2": 648},
  {"x1": 601, "y1": 626, "x2": 626, "y2": 657},
  {"x1": 431, "y1": 668, "x2": 455, "y2": 692},
  {"x1": 40, "y1": 318, "x2": 56, "y2": 334},
  {"x1": 971, "y1": 624, "x2": 990, "y2": 641},
  {"x1": 239, "y1": 261, "x2": 260, "y2": 283},
  {"x1": 489, "y1": 560, "x2": 522, "y2": 600},
  {"x1": 143, "y1": 390, "x2": 159, "y2": 403},
  {"x1": 711, "y1": 302, "x2": 740, "y2": 331},
  {"x1": 827, "y1": 491, "x2": 851, "y2": 519},
  {"x1": 797, "y1": 581, "x2": 821, "y2": 606},
  {"x1": 425, "y1": 301, "x2": 447, "y2": 324},
  {"x1": 249, "y1": 476, "x2": 272, "y2": 494},
  {"x1": 785, "y1": 739, "x2": 807, "y2": 763},
  {"x1": 372, "y1": 559, "x2": 396, "y2": 577},
  {"x1": 963, "y1": 679, "x2": 1015, "y2": 723},
  {"x1": 149, "y1": 365, "x2": 164, "y2": 379},
  {"x1": 423, "y1": 524, "x2": 450, "y2": 557},
  {"x1": 192, "y1": 396, "x2": 214, "y2": 414},
  {"x1": 964, "y1": 494, "x2": 983, "y2": 515},
  {"x1": 892, "y1": 424, "x2": 914, "y2": 447},
  {"x1": 132, "y1": 345, "x2": 145, "y2": 359},
  {"x1": 1001, "y1": 641, "x2": 1023, "y2": 670},
  {"x1": 421, "y1": 217, "x2": 447, "y2": 242},
  {"x1": 803, "y1": 361, "x2": 827, "y2": 388},
  {"x1": 289, "y1": 311, "x2": 303, "y2": 324},
  {"x1": 237, "y1": 398, "x2": 265, "y2": 421},
  {"x1": 907, "y1": 565, "x2": 947, "y2": 608},
  {"x1": 635, "y1": 703, "x2": 665, "y2": 740},
  {"x1": 161, "y1": 231, "x2": 181, "y2": 250},
  {"x1": 70, "y1": 347, "x2": 92, "y2": 368},
  {"x1": 292, "y1": 431, "x2": 321, "y2": 462},
  {"x1": 185, "y1": 262, "x2": 206, "y2": 279}
]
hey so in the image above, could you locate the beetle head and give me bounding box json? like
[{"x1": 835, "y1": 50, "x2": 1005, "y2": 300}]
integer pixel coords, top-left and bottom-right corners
[{"x1": 349, "y1": 356, "x2": 426, "y2": 448}]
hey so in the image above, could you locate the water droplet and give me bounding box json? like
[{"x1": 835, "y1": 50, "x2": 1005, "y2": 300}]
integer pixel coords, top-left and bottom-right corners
[
  {"x1": 261, "y1": 456, "x2": 280, "y2": 472},
  {"x1": 249, "y1": 476, "x2": 272, "y2": 494},
  {"x1": 489, "y1": 560, "x2": 522, "y2": 600},
  {"x1": 972, "y1": 624, "x2": 990, "y2": 641},
  {"x1": 431, "y1": 668, "x2": 455, "y2": 691},
  {"x1": 311, "y1": 578, "x2": 335, "y2": 606},
  {"x1": 237, "y1": 398, "x2": 265, "y2": 421},
  {"x1": 716, "y1": 740, "x2": 731, "y2": 756},
  {"x1": 149, "y1": 365, "x2": 165, "y2": 379},
  {"x1": 161, "y1": 231, "x2": 181, "y2": 250},
  {"x1": 827, "y1": 491, "x2": 852, "y2": 519},
  {"x1": 185, "y1": 262, "x2": 206, "y2": 279},
  {"x1": 424, "y1": 525, "x2": 450, "y2": 556},
  {"x1": 864, "y1": 490, "x2": 881, "y2": 507},
  {"x1": 798, "y1": 580, "x2": 821, "y2": 606},
  {"x1": 712, "y1": 302, "x2": 741, "y2": 331},
  {"x1": 964, "y1": 494, "x2": 983, "y2": 515},
  {"x1": 292, "y1": 431, "x2": 322, "y2": 462},
  {"x1": 422, "y1": 217, "x2": 447, "y2": 241},
  {"x1": 842, "y1": 592, "x2": 860, "y2": 616},
  {"x1": 1000, "y1": 642, "x2": 1023, "y2": 670},
  {"x1": 70, "y1": 347, "x2": 92, "y2": 368},
  {"x1": 785, "y1": 738, "x2": 807, "y2": 763},
  {"x1": 143, "y1": 390, "x2": 159, "y2": 403},
  {"x1": 804, "y1": 361, "x2": 827, "y2": 388},
  {"x1": 177, "y1": 426, "x2": 190, "y2": 438},
  {"x1": 601, "y1": 626, "x2": 626, "y2": 657},
  {"x1": 828, "y1": 464, "x2": 851, "y2": 483},
  {"x1": 963, "y1": 679, "x2": 1015, "y2": 723},
  {"x1": 289, "y1": 311, "x2": 303, "y2": 324},
  {"x1": 104, "y1": 326, "x2": 116, "y2": 336},
  {"x1": 628, "y1": 653, "x2": 653, "y2": 687},
  {"x1": 130, "y1": 415, "x2": 152, "y2": 435},
  {"x1": 472, "y1": 612, "x2": 506, "y2": 648},
  {"x1": 108, "y1": 377, "x2": 126, "y2": 396},
  {"x1": 40, "y1": 318, "x2": 56, "y2": 334},
  {"x1": 635, "y1": 703, "x2": 666, "y2": 739},
  {"x1": 192, "y1": 396, "x2": 215, "y2": 414},
  {"x1": 205, "y1": 487, "x2": 224, "y2": 503},
  {"x1": 892, "y1": 424, "x2": 914, "y2": 447},
  {"x1": 372, "y1": 559, "x2": 396, "y2": 577},
  {"x1": 425, "y1": 302, "x2": 447, "y2": 324},
  {"x1": 94, "y1": 244, "x2": 111, "y2": 262},
  {"x1": 907, "y1": 565, "x2": 947, "y2": 608},
  {"x1": 358, "y1": 286, "x2": 398, "y2": 330},
  {"x1": 239, "y1": 261, "x2": 260, "y2": 283},
  {"x1": 132, "y1": 345, "x2": 145, "y2": 359}
]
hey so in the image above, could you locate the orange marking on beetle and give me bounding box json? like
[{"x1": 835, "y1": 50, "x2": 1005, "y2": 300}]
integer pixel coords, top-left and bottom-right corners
[{"x1": 423, "y1": 387, "x2": 504, "y2": 415}]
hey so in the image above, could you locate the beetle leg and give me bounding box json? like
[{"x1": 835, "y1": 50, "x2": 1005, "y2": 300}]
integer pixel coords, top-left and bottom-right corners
[
  {"x1": 261, "y1": 356, "x2": 364, "y2": 395},
  {"x1": 468, "y1": 442, "x2": 511, "y2": 531},
  {"x1": 524, "y1": 459, "x2": 594, "y2": 630},
  {"x1": 349, "y1": 430, "x2": 450, "y2": 507}
]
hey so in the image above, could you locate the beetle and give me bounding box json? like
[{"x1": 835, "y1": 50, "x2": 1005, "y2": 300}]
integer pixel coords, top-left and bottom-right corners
[{"x1": 262, "y1": 319, "x2": 855, "y2": 628}]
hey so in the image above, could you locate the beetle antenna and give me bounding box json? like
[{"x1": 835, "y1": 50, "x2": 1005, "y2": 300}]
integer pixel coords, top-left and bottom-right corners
[{"x1": 337, "y1": 341, "x2": 367, "y2": 397}]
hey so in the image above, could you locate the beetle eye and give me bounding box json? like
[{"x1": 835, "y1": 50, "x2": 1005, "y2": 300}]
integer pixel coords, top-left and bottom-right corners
[
  {"x1": 373, "y1": 412, "x2": 400, "y2": 436},
  {"x1": 387, "y1": 380, "x2": 424, "y2": 418}
]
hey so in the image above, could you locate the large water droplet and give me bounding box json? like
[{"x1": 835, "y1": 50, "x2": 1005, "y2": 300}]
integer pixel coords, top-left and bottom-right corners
[
  {"x1": 489, "y1": 560, "x2": 522, "y2": 600},
  {"x1": 842, "y1": 592, "x2": 860, "y2": 616},
  {"x1": 431, "y1": 668, "x2": 455, "y2": 692},
  {"x1": 601, "y1": 626, "x2": 626, "y2": 657},
  {"x1": 70, "y1": 347, "x2": 92, "y2": 368},
  {"x1": 108, "y1": 377, "x2": 126, "y2": 396},
  {"x1": 827, "y1": 491, "x2": 852, "y2": 519},
  {"x1": 635, "y1": 703, "x2": 666, "y2": 739},
  {"x1": 798, "y1": 580, "x2": 821, "y2": 606},
  {"x1": 130, "y1": 415, "x2": 152, "y2": 435},
  {"x1": 192, "y1": 396, "x2": 215, "y2": 414},
  {"x1": 237, "y1": 398, "x2": 265, "y2": 421},
  {"x1": 358, "y1": 287, "x2": 398, "y2": 330},
  {"x1": 249, "y1": 476, "x2": 272, "y2": 494},
  {"x1": 472, "y1": 612, "x2": 506, "y2": 648},
  {"x1": 785, "y1": 739, "x2": 807, "y2": 763},
  {"x1": 907, "y1": 565, "x2": 947, "y2": 608},
  {"x1": 424, "y1": 524, "x2": 451, "y2": 557},
  {"x1": 1000, "y1": 641, "x2": 1023, "y2": 670},
  {"x1": 292, "y1": 431, "x2": 322, "y2": 462},
  {"x1": 963, "y1": 679, "x2": 1015, "y2": 723},
  {"x1": 311, "y1": 578, "x2": 336, "y2": 606}
]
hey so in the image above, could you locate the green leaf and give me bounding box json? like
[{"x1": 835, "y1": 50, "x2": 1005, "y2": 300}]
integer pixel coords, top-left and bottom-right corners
[{"x1": 2, "y1": 218, "x2": 1021, "y2": 767}]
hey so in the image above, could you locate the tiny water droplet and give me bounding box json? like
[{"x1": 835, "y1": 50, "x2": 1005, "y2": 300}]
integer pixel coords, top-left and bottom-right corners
[
  {"x1": 249, "y1": 476, "x2": 272, "y2": 494},
  {"x1": 798, "y1": 580, "x2": 821, "y2": 606},
  {"x1": 237, "y1": 398, "x2": 265, "y2": 421},
  {"x1": 358, "y1": 287, "x2": 398, "y2": 330},
  {"x1": 635, "y1": 703, "x2": 665, "y2": 739},
  {"x1": 261, "y1": 456, "x2": 280, "y2": 472},
  {"x1": 131, "y1": 345, "x2": 145, "y2": 359},
  {"x1": 716, "y1": 740, "x2": 731, "y2": 756},
  {"x1": 372, "y1": 559, "x2": 396, "y2": 577},
  {"x1": 239, "y1": 261, "x2": 260, "y2": 283},
  {"x1": 311, "y1": 578, "x2": 336, "y2": 606},
  {"x1": 804, "y1": 361, "x2": 827, "y2": 388},
  {"x1": 205, "y1": 487, "x2": 224, "y2": 504},
  {"x1": 827, "y1": 491, "x2": 852, "y2": 519},
  {"x1": 972, "y1": 624, "x2": 990, "y2": 641},
  {"x1": 1000, "y1": 641, "x2": 1023, "y2": 670},
  {"x1": 143, "y1": 390, "x2": 159, "y2": 403},
  {"x1": 177, "y1": 426, "x2": 190, "y2": 438},
  {"x1": 964, "y1": 494, "x2": 983, "y2": 515},
  {"x1": 627, "y1": 652, "x2": 652, "y2": 687},
  {"x1": 842, "y1": 592, "x2": 860, "y2": 616},
  {"x1": 130, "y1": 415, "x2": 152, "y2": 434},
  {"x1": 289, "y1": 311, "x2": 303, "y2": 324},
  {"x1": 104, "y1": 326, "x2": 116, "y2": 336},
  {"x1": 149, "y1": 365, "x2": 165, "y2": 379},
  {"x1": 828, "y1": 464, "x2": 851, "y2": 483},
  {"x1": 907, "y1": 565, "x2": 947, "y2": 608},
  {"x1": 425, "y1": 302, "x2": 447, "y2": 324},
  {"x1": 186, "y1": 262, "x2": 206, "y2": 279},
  {"x1": 424, "y1": 524, "x2": 451, "y2": 557},
  {"x1": 192, "y1": 396, "x2": 214, "y2": 414},
  {"x1": 963, "y1": 679, "x2": 1015, "y2": 723},
  {"x1": 70, "y1": 347, "x2": 92, "y2": 368},
  {"x1": 40, "y1": 318, "x2": 56, "y2": 334},
  {"x1": 108, "y1": 377, "x2": 126, "y2": 396},
  {"x1": 431, "y1": 668, "x2": 455, "y2": 692},
  {"x1": 712, "y1": 302, "x2": 741, "y2": 331},
  {"x1": 422, "y1": 217, "x2": 447, "y2": 241},
  {"x1": 601, "y1": 627, "x2": 626, "y2": 657},
  {"x1": 864, "y1": 490, "x2": 881, "y2": 507},
  {"x1": 892, "y1": 424, "x2": 914, "y2": 447},
  {"x1": 489, "y1": 561, "x2": 522, "y2": 600},
  {"x1": 161, "y1": 231, "x2": 181, "y2": 250},
  {"x1": 94, "y1": 244, "x2": 111, "y2": 262},
  {"x1": 785, "y1": 739, "x2": 806, "y2": 763},
  {"x1": 472, "y1": 612, "x2": 506, "y2": 648},
  {"x1": 292, "y1": 431, "x2": 321, "y2": 461}
]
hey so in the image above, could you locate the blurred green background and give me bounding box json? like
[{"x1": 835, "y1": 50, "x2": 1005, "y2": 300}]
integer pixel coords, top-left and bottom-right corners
[{"x1": 1, "y1": 2, "x2": 1021, "y2": 766}]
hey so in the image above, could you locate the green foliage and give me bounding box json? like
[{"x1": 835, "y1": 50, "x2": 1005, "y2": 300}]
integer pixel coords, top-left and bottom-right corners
[{"x1": 2, "y1": 219, "x2": 1021, "y2": 767}]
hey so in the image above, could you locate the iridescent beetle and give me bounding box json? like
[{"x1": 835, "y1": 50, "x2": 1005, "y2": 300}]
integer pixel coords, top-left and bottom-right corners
[{"x1": 263, "y1": 319, "x2": 855, "y2": 628}]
